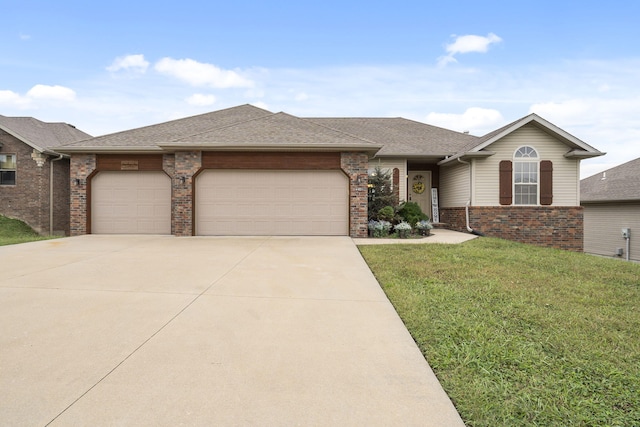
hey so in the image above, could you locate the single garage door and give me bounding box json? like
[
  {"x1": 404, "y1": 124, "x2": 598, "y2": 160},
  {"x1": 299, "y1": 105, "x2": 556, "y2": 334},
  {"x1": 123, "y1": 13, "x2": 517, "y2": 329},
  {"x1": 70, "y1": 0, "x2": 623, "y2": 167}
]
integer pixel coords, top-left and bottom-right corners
[
  {"x1": 196, "y1": 170, "x2": 349, "y2": 235},
  {"x1": 91, "y1": 171, "x2": 171, "y2": 234}
]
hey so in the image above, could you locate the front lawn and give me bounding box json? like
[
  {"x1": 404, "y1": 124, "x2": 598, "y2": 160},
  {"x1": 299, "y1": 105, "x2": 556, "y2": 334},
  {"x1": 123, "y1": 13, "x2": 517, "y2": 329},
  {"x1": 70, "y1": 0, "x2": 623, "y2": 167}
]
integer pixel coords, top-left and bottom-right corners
[
  {"x1": 0, "y1": 215, "x2": 58, "y2": 246},
  {"x1": 359, "y1": 238, "x2": 640, "y2": 426}
]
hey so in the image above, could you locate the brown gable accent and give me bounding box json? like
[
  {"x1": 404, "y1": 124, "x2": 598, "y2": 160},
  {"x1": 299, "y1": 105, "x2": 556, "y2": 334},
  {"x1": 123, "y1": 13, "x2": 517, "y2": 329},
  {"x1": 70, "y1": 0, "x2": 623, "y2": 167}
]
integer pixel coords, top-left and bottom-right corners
[
  {"x1": 201, "y1": 151, "x2": 341, "y2": 169},
  {"x1": 499, "y1": 160, "x2": 512, "y2": 205},
  {"x1": 540, "y1": 160, "x2": 553, "y2": 205}
]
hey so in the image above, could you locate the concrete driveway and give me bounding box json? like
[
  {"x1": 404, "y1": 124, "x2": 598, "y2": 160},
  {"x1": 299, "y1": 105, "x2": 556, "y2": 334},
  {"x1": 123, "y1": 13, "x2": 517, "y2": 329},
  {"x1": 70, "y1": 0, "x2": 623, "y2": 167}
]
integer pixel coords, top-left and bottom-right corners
[{"x1": 0, "y1": 235, "x2": 463, "y2": 426}]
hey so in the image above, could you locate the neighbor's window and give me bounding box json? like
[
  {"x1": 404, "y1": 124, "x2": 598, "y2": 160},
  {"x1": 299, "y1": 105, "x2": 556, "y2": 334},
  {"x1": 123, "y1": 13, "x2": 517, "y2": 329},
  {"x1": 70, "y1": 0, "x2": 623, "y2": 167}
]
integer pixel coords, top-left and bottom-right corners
[
  {"x1": 0, "y1": 154, "x2": 17, "y2": 185},
  {"x1": 513, "y1": 146, "x2": 538, "y2": 205}
]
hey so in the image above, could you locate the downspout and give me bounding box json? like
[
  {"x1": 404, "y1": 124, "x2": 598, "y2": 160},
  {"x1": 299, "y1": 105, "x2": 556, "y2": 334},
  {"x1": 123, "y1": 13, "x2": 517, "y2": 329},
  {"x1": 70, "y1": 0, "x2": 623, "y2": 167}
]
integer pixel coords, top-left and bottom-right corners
[
  {"x1": 49, "y1": 154, "x2": 65, "y2": 235},
  {"x1": 457, "y1": 157, "x2": 484, "y2": 236}
]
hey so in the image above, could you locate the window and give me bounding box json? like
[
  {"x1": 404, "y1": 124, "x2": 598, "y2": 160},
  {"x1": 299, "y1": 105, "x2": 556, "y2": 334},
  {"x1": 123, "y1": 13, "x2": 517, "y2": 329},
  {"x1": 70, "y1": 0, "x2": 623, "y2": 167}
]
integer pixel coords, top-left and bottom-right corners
[
  {"x1": 0, "y1": 154, "x2": 16, "y2": 185},
  {"x1": 513, "y1": 146, "x2": 538, "y2": 205}
]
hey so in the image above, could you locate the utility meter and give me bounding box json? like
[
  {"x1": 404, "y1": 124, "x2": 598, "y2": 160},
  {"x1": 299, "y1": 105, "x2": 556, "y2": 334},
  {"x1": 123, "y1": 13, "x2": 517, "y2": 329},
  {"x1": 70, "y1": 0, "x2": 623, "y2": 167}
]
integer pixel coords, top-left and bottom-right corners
[{"x1": 622, "y1": 228, "x2": 631, "y2": 238}]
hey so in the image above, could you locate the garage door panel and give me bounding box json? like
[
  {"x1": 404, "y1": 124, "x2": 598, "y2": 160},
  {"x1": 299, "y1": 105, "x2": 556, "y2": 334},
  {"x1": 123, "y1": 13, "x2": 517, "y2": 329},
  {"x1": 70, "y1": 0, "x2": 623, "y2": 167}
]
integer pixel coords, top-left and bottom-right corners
[
  {"x1": 92, "y1": 171, "x2": 171, "y2": 234},
  {"x1": 196, "y1": 170, "x2": 348, "y2": 236}
]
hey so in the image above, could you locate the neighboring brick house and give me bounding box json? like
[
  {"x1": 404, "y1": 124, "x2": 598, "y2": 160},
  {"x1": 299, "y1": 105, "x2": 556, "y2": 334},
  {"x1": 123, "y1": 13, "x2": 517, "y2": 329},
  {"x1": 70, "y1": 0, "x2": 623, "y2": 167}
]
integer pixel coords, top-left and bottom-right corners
[
  {"x1": 0, "y1": 115, "x2": 91, "y2": 235},
  {"x1": 56, "y1": 105, "x2": 603, "y2": 250},
  {"x1": 581, "y1": 158, "x2": 640, "y2": 261}
]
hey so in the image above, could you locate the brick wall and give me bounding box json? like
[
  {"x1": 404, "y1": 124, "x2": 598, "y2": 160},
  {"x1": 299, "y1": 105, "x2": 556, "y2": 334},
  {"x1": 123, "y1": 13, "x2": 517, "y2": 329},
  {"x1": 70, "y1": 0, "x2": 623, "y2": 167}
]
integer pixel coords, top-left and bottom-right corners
[
  {"x1": 341, "y1": 152, "x2": 369, "y2": 238},
  {"x1": 52, "y1": 158, "x2": 70, "y2": 235},
  {"x1": 174, "y1": 152, "x2": 201, "y2": 236},
  {"x1": 70, "y1": 154, "x2": 96, "y2": 235},
  {"x1": 440, "y1": 206, "x2": 583, "y2": 251},
  {"x1": 0, "y1": 132, "x2": 70, "y2": 234},
  {"x1": 163, "y1": 154, "x2": 176, "y2": 234}
]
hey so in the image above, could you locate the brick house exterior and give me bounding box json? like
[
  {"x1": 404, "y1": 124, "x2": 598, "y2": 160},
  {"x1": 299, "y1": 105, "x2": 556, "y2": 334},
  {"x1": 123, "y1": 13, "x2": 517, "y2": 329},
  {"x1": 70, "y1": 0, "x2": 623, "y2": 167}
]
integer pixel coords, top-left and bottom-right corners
[
  {"x1": 57, "y1": 105, "x2": 603, "y2": 249},
  {"x1": 0, "y1": 116, "x2": 91, "y2": 235}
]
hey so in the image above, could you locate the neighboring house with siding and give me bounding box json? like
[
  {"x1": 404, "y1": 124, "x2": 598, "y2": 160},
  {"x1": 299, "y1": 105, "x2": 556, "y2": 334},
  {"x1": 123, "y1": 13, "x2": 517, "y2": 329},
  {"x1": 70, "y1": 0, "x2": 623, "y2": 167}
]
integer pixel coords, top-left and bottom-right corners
[
  {"x1": 581, "y1": 158, "x2": 640, "y2": 261},
  {"x1": 0, "y1": 115, "x2": 91, "y2": 234},
  {"x1": 56, "y1": 105, "x2": 603, "y2": 251}
]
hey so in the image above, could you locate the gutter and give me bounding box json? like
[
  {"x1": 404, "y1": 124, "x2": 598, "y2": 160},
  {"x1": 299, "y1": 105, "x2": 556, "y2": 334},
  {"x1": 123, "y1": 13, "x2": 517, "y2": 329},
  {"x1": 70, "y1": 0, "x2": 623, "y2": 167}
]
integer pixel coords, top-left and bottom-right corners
[{"x1": 457, "y1": 158, "x2": 484, "y2": 236}]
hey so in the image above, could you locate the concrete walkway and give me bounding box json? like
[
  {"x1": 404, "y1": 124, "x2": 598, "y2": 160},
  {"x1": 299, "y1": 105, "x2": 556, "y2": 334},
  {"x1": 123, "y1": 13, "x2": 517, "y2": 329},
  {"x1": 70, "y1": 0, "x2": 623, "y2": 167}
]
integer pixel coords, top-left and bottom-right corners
[
  {"x1": 353, "y1": 228, "x2": 479, "y2": 245},
  {"x1": 0, "y1": 235, "x2": 464, "y2": 426}
]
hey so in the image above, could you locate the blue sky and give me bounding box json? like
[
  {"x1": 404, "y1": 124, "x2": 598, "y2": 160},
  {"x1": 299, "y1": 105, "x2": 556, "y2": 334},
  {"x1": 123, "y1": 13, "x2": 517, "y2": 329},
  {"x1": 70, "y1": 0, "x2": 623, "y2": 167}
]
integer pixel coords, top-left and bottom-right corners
[{"x1": 2, "y1": 0, "x2": 639, "y2": 177}]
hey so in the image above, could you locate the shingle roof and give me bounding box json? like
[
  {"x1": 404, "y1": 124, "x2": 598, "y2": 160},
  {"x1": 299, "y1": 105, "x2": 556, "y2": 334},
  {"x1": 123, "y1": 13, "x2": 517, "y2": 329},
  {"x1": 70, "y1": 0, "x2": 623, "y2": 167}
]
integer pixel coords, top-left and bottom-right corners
[
  {"x1": 309, "y1": 117, "x2": 477, "y2": 156},
  {"x1": 166, "y1": 112, "x2": 381, "y2": 150},
  {"x1": 581, "y1": 157, "x2": 640, "y2": 202},
  {"x1": 0, "y1": 115, "x2": 91, "y2": 153},
  {"x1": 59, "y1": 104, "x2": 272, "y2": 150}
]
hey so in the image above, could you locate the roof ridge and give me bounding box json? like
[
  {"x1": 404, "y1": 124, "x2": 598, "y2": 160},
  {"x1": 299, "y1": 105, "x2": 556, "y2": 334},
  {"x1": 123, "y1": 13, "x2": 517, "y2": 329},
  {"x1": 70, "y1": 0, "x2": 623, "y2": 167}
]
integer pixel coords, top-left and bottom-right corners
[
  {"x1": 305, "y1": 117, "x2": 381, "y2": 145},
  {"x1": 90, "y1": 104, "x2": 271, "y2": 140},
  {"x1": 174, "y1": 110, "x2": 278, "y2": 141}
]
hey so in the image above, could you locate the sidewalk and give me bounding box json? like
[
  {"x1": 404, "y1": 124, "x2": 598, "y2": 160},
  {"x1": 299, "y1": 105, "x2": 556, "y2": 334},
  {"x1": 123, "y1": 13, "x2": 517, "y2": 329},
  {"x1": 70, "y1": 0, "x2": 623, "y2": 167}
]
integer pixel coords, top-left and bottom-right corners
[{"x1": 353, "y1": 228, "x2": 479, "y2": 245}]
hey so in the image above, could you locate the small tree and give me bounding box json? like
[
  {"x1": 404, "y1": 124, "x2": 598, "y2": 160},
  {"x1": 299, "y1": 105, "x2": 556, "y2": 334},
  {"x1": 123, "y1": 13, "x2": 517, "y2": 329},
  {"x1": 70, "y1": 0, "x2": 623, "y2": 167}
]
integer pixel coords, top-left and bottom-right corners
[{"x1": 368, "y1": 166, "x2": 396, "y2": 220}]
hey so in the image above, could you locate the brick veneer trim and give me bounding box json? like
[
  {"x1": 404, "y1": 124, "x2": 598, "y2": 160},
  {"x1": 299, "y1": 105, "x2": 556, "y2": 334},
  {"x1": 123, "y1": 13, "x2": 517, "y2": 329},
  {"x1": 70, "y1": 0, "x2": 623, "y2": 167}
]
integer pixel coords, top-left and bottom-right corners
[{"x1": 440, "y1": 206, "x2": 583, "y2": 251}]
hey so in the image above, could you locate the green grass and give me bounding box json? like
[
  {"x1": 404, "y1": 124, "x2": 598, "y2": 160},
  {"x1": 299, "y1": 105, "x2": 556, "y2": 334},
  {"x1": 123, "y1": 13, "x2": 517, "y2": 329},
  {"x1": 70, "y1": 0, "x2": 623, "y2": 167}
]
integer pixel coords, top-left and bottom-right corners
[
  {"x1": 359, "y1": 238, "x2": 640, "y2": 427},
  {"x1": 0, "y1": 215, "x2": 58, "y2": 246}
]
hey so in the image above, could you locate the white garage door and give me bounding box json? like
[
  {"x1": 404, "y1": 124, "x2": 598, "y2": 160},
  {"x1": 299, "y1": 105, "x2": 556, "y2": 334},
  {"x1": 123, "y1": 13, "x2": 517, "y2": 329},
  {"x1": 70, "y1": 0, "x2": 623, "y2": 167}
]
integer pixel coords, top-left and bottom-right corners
[
  {"x1": 196, "y1": 170, "x2": 349, "y2": 236},
  {"x1": 92, "y1": 171, "x2": 171, "y2": 234}
]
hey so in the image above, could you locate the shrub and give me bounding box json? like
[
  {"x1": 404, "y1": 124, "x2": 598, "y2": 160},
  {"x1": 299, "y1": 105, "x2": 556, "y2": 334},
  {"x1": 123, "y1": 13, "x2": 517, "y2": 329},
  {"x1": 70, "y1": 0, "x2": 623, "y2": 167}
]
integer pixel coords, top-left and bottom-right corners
[
  {"x1": 368, "y1": 166, "x2": 397, "y2": 220},
  {"x1": 378, "y1": 206, "x2": 396, "y2": 222},
  {"x1": 397, "y1": 202, "x2": 429, "y2": 227},
  {"x1": 394, "y1": 221, "x2": 412, "y2": 238},
  {"x1": 367, "y1": 220, "x2": 392, "y2": 238}
]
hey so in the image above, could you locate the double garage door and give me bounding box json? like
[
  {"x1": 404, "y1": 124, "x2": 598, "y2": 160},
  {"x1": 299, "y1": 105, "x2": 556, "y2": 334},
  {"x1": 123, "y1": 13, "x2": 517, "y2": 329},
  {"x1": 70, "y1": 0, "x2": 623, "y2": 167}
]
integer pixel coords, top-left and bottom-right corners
[{"x1": 91, "y1": 170, "x2": 349, "y2": 236}]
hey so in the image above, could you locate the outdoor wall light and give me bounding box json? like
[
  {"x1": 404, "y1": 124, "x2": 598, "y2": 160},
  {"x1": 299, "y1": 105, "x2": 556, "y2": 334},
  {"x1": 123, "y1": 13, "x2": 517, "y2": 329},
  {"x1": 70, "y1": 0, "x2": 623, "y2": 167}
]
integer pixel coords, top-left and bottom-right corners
[
  {"x1": 74, "y1": 178, "x2": 82, "y2": 186},
  {"x1": 179, "y1": 176, "x2": 186, "y2": 184}
]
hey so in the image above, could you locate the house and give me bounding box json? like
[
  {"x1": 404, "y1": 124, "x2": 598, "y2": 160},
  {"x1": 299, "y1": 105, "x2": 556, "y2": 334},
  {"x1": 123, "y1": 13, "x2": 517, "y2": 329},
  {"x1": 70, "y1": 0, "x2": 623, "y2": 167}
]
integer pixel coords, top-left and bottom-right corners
[
  {"x1": 56, "y1": 104, "x2": 603, "y2": 250},
  {"x1": 581, "y1": 158, "x2": 640, "y2": 261},
  {"x1": 0, "y1": 115, "x2": 92, "y2": 235}
]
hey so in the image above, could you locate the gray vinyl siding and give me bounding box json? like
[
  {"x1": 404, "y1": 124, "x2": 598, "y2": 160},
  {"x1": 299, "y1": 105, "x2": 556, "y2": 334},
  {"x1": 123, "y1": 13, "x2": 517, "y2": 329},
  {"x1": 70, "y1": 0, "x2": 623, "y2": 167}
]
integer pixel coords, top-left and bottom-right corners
[
  {"x1": 369, "y1": 157, "x2": 407, "y2": 202},
  {"x1": 583, "y1": 203, "x2": 640, "y2": 261},
  {"x1": 440, "y1": 161, "x2": 470, "y2": 207},
  {"x1": 474, "y1": 124, "x2": 581, "y2": 206}
]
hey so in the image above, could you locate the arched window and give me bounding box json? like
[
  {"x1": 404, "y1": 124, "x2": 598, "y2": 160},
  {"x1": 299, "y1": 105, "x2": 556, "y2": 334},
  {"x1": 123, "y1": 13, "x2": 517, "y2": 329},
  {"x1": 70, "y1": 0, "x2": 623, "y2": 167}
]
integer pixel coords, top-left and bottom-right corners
[{"x1": 513, "y1": 146, "x2": 538, "y2": 205}]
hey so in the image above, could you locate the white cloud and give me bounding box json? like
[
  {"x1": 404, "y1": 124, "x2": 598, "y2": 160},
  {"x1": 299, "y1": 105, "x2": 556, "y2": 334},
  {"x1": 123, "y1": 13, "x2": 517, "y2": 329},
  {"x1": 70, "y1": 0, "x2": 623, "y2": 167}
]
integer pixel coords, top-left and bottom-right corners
[
  {"x1": 107, "y1": 54, "x2": 149, "y2": 73},
  {"x1": 425, "y1": 107, "x2": 505, "y2": 134},
  {"x1": 438, "y1": 33, "x2": 502, "y2": 66},
  {"x1": 26, "y1": 84, "x2": 76, "y2": 101},
  {"x1": 295, "y1": 92, "x2": 309, "y2": 101},
  {"x1": 529, "y1": 100, "x2": 591, "y2": 124},
  {"x1": 0, "y1": 90, "x2": 26, "y2": 106},
  {"x1": 185, "y1": 93, "x2": 216, "y2": 106},
  {"x1": 19, "y1": 33, "x2": 31, "y2": 41},
  {"x1": 155, "y1": 57, "x2": 254, "y2": 88},
  {"x1": 251, "y1": 101, "x2": 270, "y2": 111}
]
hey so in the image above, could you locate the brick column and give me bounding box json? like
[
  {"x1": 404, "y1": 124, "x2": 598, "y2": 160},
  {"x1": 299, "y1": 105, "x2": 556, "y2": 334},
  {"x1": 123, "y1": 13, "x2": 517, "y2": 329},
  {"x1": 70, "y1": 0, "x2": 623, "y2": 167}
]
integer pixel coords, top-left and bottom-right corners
[
  {"x1": 173, "y1": 151, "x2": 201, "y2": 236},
  {"x1": 162, "y1": 154, "x2": 176, "y2": 234},
  {"x1": 70, "y1": 154, "x2": 96, "y2": 236},
  {"x1": 341, "y1": 152, "x2": 369, "y2": 238}
]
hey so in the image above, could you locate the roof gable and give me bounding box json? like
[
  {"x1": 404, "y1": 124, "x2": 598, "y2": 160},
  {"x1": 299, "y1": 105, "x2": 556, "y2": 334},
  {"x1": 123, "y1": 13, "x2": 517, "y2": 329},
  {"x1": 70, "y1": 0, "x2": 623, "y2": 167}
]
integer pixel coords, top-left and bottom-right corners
[
  {"x1": 581, "y1": 157, "x2": 640, "y2": 202},
  {"x1": 0, "y1": 115, "x2": 91, "y2": 154},
  {"x1": 439, "y1": 113, "x2": 604, "y2": 165}
]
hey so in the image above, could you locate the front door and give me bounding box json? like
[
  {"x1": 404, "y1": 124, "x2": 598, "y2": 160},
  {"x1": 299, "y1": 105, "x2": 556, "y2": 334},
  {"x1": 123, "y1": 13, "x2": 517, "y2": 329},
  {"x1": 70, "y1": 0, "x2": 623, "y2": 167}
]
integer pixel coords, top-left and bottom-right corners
[{"x1": 407, "y1": 171, "x2": 432, "y2": 219}]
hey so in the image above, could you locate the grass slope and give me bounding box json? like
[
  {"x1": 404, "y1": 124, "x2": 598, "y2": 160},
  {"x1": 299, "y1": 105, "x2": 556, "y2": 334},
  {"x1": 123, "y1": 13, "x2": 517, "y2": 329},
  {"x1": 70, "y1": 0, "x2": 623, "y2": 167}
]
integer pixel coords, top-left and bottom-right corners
[
  {"x1": 0, "y1": 215, "x2": 57, "y2": 246},
  {"x1": 359, "y1": 238, "x2": 640, "y2": 426}
]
